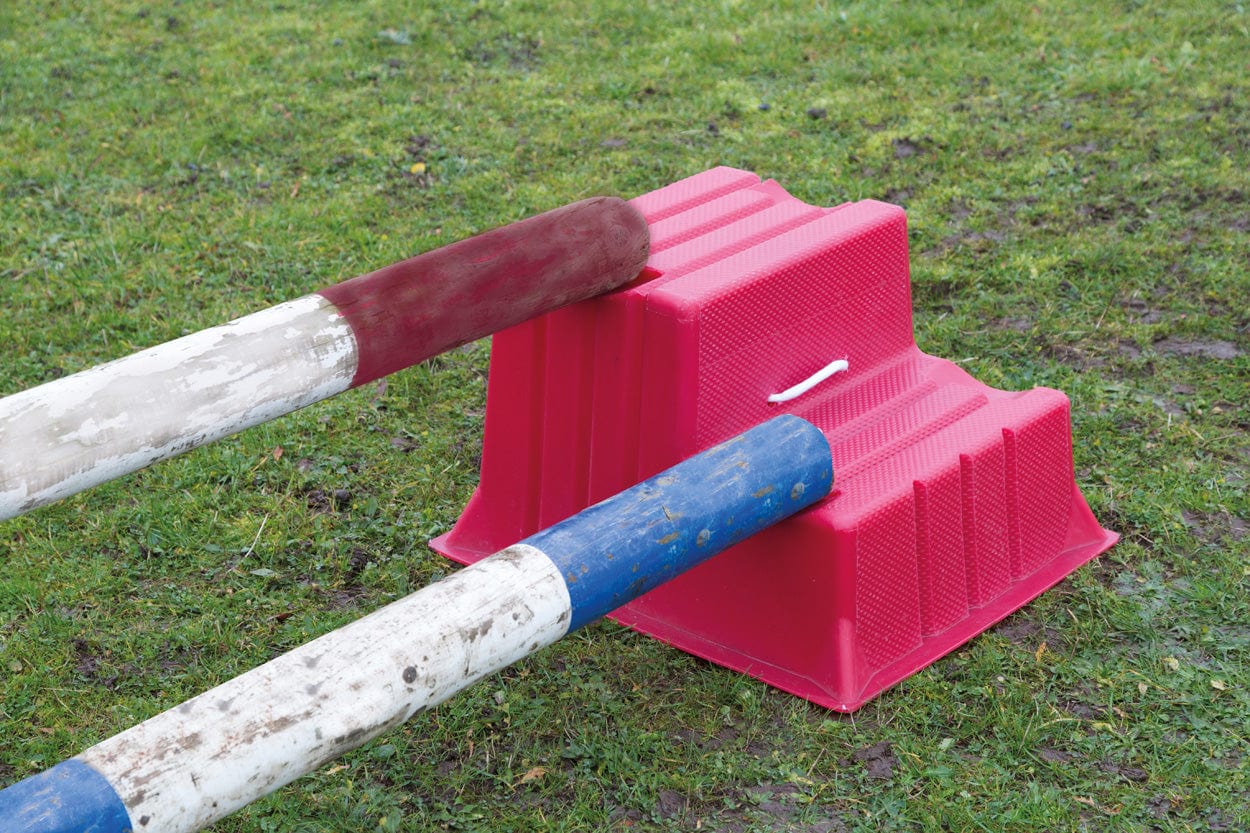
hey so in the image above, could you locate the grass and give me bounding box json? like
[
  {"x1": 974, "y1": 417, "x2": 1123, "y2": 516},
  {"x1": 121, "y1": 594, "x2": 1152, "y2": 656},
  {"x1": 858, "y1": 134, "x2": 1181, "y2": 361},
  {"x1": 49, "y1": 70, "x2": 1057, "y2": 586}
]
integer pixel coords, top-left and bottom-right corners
[{"x1": 1, "y1": 1, "x2": 1247, "y2": 830}]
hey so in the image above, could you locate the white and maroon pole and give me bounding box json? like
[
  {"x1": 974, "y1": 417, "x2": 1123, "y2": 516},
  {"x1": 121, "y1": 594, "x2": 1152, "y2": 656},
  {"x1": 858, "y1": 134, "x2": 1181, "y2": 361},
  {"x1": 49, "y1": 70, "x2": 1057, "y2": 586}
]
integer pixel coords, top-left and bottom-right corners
[{"x1": 0, "y1": 197, "x2": 648, "y2": 521}]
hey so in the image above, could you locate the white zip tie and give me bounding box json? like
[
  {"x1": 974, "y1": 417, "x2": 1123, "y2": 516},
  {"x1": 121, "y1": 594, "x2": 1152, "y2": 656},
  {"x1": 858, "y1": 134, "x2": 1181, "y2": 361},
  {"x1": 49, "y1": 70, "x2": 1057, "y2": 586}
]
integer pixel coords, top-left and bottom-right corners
[{"x1": 767, "y1": 358, "x2": 849, "y2": 404}]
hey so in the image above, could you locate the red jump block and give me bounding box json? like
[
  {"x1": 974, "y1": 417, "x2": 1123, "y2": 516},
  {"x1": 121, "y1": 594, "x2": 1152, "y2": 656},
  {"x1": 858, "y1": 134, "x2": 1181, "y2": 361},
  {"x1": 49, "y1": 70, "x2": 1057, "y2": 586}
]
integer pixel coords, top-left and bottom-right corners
[{"x1": 432, "y1": 167, "x2": 1117, "y2": 711}]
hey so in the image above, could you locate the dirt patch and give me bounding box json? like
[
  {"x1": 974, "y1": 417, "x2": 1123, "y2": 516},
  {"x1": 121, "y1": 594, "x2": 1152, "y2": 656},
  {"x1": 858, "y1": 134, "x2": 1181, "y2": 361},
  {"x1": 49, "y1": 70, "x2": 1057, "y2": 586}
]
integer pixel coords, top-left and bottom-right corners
[
  {"x1": 390, "y1": 434, "x2": 418, "y2": 452},
  {"x1": 655, "y1": 788, "x2": 687, "y2": 819},
  {"x1": 1153, "y1": 337, "x2": 1242, "y2": 360},
  {"x1": 1204, "y1": 808, "x2": 1240, "y2": 830},
  {"x1": 342, "y1": 547, "x2": 370, "y2": 584},
  {"x1": 1099, "y1": 758, "x2": 1150, "y2": 782},
  {"x1": 71, "y1": 638, "x2": 133, "y2": 691},
  {"x1": 1181, "y1": 509, "x2": 1248, "y2": 545},
  {"x1": 1116, "y1": 340, "x2": 1143, "y2": 360},
  {"x1": 1121, "y1": 297, "x2": 1168, "y2": 325},
  {"x1": 933, "y1": 229, "x2": 1007, "y2": 255},
  {"x1": 993, "y1": 617, "x2": 1044, "y2": 643},
  {"x1": 849, "y1": 741, "x2": 897, "y2": 780},
  {"x1": 881, "y1": 186, "x2": 912, "y2": 205},
  {"x1": 892, "y1": 137, "x2": 926, "y2": 159},
  {"x1": 992, "y1": 616, "x2": 1066, "y2": 653},
  {"x1": 733, "y1": 783, "x2": 849, "y2": 833},
  {"x1": 1057, "y1": 684, "x2": 1108, "y2": 722},
  {"x1": 384, "y1": 134, "x2": 436, "y2": 191},
  {"x1": 304, "y1": 487, "x2": 352, "y2": 514},
  {"x1": 1038, "y1": 746, "x2": 1075, "y2": 764},
  {"x1": 707, "y1": 725, "x2": 739, "y2": 751},
  {"x1": 72, "y1": 638, "x2": 99, "y2": 679},
  {"x1": 608, "y1": 806, "x2": 643, "y2": 829},
  {"x1": 747, "y1": 783, "x2": 802, "y2": 815},
  {"x1": 463, "y1": 33, "x2": 541, "y2": 71},
  {"x1": 995, "y1": 317, "x2": 1034, "y2": 332},
  {"x1": 1146, "y1": 794, "x2": 1179, "y2": 818},
  {"x1": 327, "y1": 547, "x2": 372, "y2": 609},
  {"x1": 1076, "y1": 200, "x2": 1139, "y2": 226},
  {"x1": 1038, "y1": 339, "x2": 1106, "y2": 372}
]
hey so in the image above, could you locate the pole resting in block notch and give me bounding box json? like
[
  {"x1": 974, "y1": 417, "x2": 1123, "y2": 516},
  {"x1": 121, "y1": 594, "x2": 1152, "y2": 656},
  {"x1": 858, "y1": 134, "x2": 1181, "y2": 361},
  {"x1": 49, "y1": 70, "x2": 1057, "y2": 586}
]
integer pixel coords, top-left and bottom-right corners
[{"x1": 0, "y1": 415, "x2": 832, "y2": 833}]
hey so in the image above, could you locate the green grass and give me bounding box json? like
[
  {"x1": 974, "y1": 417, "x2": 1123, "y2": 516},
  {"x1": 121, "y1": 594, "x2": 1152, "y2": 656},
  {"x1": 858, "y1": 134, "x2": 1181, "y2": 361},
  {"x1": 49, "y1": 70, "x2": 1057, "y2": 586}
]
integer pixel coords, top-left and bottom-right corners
[{"x1": 2, "y1": 1, "x2": 1247, "y2": 830}]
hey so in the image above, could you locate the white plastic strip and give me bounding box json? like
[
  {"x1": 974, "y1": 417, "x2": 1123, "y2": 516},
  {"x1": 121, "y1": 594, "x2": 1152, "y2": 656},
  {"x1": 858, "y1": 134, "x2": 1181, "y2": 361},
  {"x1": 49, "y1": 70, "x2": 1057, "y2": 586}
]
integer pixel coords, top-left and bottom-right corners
[
  {"x1": 78, "y1": 543, "x2": 572, "y2": 833},
  {"x1": 0, "y1": 295, "x2": 358, "y2": 520},
  {"x1": 767, "y1": 358, "x2": 849, "y2": 404}
]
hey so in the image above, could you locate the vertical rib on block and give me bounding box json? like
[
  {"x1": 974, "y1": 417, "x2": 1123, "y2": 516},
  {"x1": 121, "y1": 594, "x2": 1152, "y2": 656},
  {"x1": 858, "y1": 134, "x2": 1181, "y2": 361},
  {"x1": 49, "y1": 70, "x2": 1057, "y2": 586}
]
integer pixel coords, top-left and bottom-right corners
[{"x1": 433, "y1": 167, "x2": 1118, "y2": 711}]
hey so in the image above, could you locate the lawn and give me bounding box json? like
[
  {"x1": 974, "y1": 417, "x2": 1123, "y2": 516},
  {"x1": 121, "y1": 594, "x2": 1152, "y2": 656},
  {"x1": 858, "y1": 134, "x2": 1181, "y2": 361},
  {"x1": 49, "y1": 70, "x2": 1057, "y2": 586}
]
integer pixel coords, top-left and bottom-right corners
[{"x1": 1, "y1": 1, "x2": 1247, "y2": 831}]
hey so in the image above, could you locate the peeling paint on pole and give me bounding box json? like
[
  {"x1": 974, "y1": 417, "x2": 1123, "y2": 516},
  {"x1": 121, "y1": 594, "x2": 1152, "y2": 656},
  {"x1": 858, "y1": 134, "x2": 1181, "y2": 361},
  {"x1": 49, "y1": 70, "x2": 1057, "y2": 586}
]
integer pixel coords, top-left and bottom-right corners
[
  {"x1": 74, "y1": 545, "x2": 572, "y2": 833},
  {"x1": 0, "y1": 415, "x2": 833, "y2": 833},
  {"x1": 0, "y1": 296, "x2": 358, "y2": 520},
  {"x1": 0, "y1": 197, "x2": 649, "y2": 522}
]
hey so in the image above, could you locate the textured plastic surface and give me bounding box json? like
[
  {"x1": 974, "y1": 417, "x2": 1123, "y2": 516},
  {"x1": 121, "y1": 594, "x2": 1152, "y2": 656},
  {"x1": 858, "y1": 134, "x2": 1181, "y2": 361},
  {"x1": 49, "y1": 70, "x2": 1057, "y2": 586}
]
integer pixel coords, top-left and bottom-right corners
[{"x1": 432, "y1": 167, "x2": 1118, "y2": 711}]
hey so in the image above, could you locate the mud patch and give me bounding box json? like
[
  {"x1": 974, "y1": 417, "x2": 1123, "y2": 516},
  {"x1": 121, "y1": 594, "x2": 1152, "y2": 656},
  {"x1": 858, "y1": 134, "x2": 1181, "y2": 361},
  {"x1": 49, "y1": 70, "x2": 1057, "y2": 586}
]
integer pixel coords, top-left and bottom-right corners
[
  {"x1": 1116, "y1": 340, "x2": 1142, "y2": 360},
  {"x1": 932, "y1": 228, "x2": 1008, "y2": 255},
  {"x1": 342, "y1": 547, "x2": 370, "y2": 584},
  {"x1": 1038, "y1": 339, "x2": 1105, "y2": 372},
  {"x1": 892, "y1": 137, "x2": 926, "y2": 159},
  {"x1": 1099, "y1": 758, "x2": 1150, "y2": 782},
  {"x1": 1181, "y1": 509, "x2": 1248, "y2": 545},
  {"x1": 71, "y1": 638, "x2": 134, "y2": 691},
  {"x1": 718, "y1": 783, "x2": 850, "y2": 833},
  {"x1": 992, "y1": 616, "x2": 1066, "y2": 652},
  {"x1": 463, "y1": 33, "x2": 541, "y2": 71},
  {"x1": 1153, "y1": 337, "x2": 1242, "y2": 359},
  {"x1": 1121, "y1": 297, "x2": 1168, "y2": 325},
  {"x1": 995, "y1": 317, "x2": 1034, "y2": 333},
  {"x1": 880, "y1": 186, "x2": 912, "y2": 205},
  {"x1": 850, "y1": 741, "x2": 897, "y2": 780},
  {"x1": 304, "y1": 487, "x2": 352, "y2": 514},
  {"x1": 655, "y1": 788, "x2": 687, "y2": 819},
  {"x1": 327, "y1": 547, "x2": 372, "y2": 609},
  {"x1": 1038, "y1": 746, "x2": 1075, "y2": 764}
]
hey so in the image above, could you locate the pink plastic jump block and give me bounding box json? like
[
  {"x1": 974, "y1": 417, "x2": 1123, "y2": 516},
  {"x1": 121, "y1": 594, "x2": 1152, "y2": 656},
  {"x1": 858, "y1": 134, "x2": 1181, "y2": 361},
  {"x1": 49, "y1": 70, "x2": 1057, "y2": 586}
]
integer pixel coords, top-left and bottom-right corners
[{"x1": 432, "y1": 167, "x2": 1118, "y2": 711}]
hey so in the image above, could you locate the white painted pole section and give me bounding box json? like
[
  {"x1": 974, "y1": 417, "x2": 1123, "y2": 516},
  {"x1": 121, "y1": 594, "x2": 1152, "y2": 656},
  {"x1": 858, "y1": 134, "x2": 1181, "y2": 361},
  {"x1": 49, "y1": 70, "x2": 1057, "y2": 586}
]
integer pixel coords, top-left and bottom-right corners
[
  {"x1": 76, "y1": 544, "x2": 571, "y2": 833},
  {"x1": 0, "y1": 296, "x2": 357, "y2": 521}
]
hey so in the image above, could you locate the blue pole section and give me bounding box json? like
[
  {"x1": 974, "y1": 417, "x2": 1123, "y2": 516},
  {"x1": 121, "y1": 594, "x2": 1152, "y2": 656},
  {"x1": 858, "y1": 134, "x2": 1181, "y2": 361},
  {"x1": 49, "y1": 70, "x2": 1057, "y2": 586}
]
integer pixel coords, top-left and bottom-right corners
[
  {"x1": 526, "y1": 413, "x2": 833, "y2": 631},
  {"x1": 0, "y1": 415, "x2": 831, "y2": 833},
  {"x1": 0, "y1": 760, "x2": 132, "y2": 833}
]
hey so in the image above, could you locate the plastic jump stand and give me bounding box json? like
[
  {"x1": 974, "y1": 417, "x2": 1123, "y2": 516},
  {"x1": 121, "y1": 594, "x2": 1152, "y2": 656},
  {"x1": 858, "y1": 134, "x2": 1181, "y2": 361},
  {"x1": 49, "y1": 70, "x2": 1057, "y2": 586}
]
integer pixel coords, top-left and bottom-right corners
[{"x1": 432, "y1": 167, "x2": 1118, "y2": 712}]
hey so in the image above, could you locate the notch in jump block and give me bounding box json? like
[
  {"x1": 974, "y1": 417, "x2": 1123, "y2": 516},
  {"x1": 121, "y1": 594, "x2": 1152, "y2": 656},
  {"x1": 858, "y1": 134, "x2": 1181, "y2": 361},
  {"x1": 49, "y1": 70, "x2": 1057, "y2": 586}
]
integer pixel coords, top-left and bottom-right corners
[{"x1": 432, "y1": 167, "x2": 1117, "y2": 712}]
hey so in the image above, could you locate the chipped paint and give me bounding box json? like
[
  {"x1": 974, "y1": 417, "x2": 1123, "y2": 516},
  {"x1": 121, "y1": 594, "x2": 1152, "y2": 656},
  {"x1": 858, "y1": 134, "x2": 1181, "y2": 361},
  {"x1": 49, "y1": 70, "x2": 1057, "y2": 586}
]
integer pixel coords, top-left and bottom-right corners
[
  {"x1": 2, "y1": 416, "x2": 833, "y2": 833},
  {"x1": 524, "y1": 415, "x2": 833, "y2": 631},
  {"x1": 70, "y1": 544, "x2": 569, "y2": 833},
  {"x1": 0, "y1": 296, "x2": 357, "y2": 521}
]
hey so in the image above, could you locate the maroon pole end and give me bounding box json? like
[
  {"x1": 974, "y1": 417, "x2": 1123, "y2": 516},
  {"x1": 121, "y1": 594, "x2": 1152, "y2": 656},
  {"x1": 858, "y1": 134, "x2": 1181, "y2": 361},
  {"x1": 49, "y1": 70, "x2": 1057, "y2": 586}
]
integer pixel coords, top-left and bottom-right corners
[{"x1": 318, "y1": 196, "x2": 650, "y2": 387}]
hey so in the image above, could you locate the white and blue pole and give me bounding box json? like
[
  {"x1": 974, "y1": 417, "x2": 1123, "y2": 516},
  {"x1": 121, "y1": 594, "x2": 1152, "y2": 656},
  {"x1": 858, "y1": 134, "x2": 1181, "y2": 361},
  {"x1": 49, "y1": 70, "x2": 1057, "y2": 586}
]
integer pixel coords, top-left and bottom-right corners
[{"x1": 0, "y1": 415, "x2": 832, "y2": 833}]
